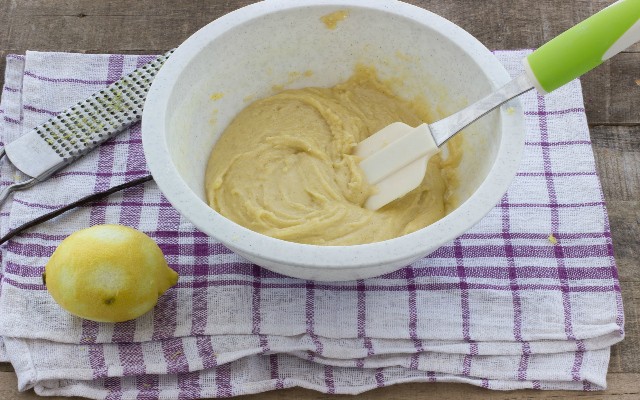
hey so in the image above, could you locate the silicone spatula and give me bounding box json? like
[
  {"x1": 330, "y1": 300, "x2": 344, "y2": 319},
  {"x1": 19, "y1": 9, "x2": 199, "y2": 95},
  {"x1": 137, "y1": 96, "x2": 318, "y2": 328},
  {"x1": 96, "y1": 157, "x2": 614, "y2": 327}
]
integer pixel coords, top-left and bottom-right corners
[{"x1": 356, "y1": 0, "x2": 640, "y2": 211}]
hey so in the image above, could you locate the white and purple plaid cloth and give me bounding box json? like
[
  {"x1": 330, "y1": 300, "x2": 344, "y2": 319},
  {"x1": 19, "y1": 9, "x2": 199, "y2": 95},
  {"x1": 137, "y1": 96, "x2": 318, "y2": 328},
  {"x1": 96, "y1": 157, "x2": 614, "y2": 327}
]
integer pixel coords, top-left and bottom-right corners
[{"x1": 0, "y1": 50, "x2": 624, "y2": 399}]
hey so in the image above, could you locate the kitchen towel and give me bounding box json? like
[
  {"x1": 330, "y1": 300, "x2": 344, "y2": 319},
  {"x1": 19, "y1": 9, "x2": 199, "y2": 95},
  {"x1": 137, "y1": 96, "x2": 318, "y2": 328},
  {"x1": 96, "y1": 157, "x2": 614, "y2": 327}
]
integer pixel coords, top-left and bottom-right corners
[{"x1": 0, "y1": 50, "x2": 624, "y2": 399}]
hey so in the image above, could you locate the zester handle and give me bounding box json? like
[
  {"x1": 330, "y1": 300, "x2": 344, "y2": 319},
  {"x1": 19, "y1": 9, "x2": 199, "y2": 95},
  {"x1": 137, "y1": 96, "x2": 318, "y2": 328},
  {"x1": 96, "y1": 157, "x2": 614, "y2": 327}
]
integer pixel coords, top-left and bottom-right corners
[{"x1": 4, "y1": 50, "x2": 174, "y2": 180}]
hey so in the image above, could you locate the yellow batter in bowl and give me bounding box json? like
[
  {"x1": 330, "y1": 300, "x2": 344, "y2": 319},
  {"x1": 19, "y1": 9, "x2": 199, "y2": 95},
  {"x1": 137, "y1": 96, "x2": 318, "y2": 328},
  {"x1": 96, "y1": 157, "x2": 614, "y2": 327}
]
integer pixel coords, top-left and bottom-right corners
[{"x1": 205, "y1": 68, "x2": 461, "y2": 245}]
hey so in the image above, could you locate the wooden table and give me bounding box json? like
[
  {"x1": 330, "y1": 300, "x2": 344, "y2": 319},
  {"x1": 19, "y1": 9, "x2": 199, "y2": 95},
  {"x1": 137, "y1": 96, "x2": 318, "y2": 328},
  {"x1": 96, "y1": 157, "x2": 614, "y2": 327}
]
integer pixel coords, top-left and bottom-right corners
[{"x1": 0, "y1": 1, "x2": 638, "y2": 398}]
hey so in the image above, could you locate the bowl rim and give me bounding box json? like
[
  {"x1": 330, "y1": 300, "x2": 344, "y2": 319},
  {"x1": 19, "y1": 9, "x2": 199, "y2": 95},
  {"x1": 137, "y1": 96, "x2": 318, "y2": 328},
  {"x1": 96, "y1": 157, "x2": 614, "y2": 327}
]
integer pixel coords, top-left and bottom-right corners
[{"x1": 142, "y1": 0, "x2": 525, "y2": 270}]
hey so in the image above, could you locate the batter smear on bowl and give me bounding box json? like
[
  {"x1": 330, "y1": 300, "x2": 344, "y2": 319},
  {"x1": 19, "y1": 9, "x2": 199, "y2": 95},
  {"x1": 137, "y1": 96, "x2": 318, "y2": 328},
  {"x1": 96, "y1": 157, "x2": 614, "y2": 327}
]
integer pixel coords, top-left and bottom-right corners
[{"x1": 205, "y1": 67, "x2": 462, "y2": 245}]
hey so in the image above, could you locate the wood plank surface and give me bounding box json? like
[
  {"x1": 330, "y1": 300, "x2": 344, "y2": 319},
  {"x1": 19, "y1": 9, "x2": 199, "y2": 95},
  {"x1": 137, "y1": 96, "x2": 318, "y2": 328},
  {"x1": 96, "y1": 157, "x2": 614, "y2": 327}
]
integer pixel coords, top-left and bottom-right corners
[
  {"x1": 0, "y1": 0, "x2": 638, "y2": 399},
  {"x1": 1, "y1": 372, "x2": 640, "y2": 400}
]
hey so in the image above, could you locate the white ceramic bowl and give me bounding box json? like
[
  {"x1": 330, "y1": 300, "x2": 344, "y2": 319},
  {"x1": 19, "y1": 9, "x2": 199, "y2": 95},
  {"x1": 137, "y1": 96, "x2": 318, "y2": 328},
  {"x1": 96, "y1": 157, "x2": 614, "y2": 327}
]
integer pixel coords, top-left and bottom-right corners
[{"x1": 142, "y1": 0, "x2": 525, "y2": 281}]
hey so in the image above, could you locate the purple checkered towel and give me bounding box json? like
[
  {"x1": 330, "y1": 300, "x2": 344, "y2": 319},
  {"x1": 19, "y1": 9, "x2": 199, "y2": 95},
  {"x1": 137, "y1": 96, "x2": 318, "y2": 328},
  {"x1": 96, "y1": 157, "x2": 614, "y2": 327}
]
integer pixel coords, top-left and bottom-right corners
[{"x1": 0, "y1": 50, "x2": 624, "y2": 398}]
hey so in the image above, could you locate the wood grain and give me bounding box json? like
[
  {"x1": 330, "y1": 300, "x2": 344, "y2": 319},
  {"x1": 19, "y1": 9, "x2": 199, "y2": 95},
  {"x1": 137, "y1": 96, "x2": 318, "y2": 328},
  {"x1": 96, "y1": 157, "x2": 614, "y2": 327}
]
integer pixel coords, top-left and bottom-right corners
[
  {"x1": 609, "y1": 282, "x2": 640, "y2": 374},
  {"x1": 0, "y1": 0, "x2": 638, "y2": 399},
  {"x1": 1, "y1": 372, "x2": 640, "y2": 400},
  {"x1": 583, "y1": 55, "x2": 640, "y2": 125},
  {"x1": 592, "y1": 126, "x2": 640, "y2": 202},
  {"x1": 1, "y1": 1, "x2": 639, "y2": 124},
  {"x1": 5, "y1": 0, "x2": 640, "y2": 52},
  {"x1": 592, "y1": 125, "x2": 640, "y2": 283}
]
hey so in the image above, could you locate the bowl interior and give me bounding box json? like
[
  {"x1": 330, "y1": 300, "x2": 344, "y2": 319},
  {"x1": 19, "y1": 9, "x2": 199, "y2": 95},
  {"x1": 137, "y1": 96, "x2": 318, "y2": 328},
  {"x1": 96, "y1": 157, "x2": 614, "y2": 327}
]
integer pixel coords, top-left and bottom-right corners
[
  {"x1": 143, "y1": 0, "x2": 525, "y2": 279},
  {"x1": 165, "y1": 3, "x2": 504, "y2": 209}
]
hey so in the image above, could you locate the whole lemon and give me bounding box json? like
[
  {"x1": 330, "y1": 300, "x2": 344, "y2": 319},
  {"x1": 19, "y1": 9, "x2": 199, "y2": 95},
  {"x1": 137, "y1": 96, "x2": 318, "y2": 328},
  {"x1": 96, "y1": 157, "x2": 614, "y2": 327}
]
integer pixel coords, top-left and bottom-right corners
[{"x1": 44, "y1": 224, "x2": 178, "y2": 322}]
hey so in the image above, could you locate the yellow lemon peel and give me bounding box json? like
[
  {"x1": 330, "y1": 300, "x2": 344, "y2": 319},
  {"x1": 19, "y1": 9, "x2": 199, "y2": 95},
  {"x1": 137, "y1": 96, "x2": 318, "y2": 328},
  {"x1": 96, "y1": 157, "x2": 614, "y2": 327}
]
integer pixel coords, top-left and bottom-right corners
[{"x1": 44, "y1": 224, "x2": 178, "y2": 322}]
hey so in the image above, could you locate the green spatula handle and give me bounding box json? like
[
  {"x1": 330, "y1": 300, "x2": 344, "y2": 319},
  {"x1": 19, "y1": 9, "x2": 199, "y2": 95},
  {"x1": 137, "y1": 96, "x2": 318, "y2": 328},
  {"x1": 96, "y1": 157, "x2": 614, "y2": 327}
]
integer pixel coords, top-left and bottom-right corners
[{"x1": 525, "y1": 0, "x2": 640, "y2": 93}]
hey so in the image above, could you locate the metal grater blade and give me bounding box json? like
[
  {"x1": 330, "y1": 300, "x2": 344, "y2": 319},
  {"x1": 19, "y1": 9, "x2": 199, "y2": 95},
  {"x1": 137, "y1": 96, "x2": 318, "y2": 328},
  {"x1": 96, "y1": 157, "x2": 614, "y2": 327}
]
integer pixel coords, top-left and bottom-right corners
[{"x1": 4, "y1": 50, "x2": 174, "y2": 180}]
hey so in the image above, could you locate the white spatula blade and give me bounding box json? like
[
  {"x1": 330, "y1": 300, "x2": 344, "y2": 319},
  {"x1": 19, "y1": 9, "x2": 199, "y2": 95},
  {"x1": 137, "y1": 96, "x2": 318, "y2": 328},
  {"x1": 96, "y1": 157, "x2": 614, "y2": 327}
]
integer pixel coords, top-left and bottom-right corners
[
  {"x1": 355, "y1": 122, "x2": 414, "y2": 158},
  {"x1": 364, "y1": 156, "x2": 428, "y2": 210},
  {"x1": 355, "y1": 122, "x2": 440, "y2": 210},
  {"x1": 358, "y1": 123, "x2": 438, "y2": 185}
]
